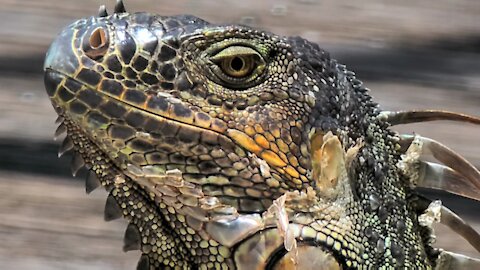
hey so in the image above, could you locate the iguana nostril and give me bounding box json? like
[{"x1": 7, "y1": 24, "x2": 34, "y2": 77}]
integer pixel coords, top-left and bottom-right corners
[
  {"x1": 90, "y1": 27, "x2": 108, "y2": 49},
  {"x1": 85, "y1": 27, "x2": 109, "y2": 60}
]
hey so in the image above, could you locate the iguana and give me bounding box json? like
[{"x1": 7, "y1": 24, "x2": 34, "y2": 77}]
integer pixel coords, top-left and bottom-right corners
[{"x1": 43, "y1": 1, "x2": 480, "y2": 269}]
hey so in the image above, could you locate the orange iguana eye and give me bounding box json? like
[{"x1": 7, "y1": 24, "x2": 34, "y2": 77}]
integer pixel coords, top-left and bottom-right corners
[{"x1": 85, "y1": 27, "x2": 109, "y2": 60}]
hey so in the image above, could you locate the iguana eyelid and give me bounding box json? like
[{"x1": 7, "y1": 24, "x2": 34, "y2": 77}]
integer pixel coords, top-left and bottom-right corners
[{"x1": 209, "y1": 46, "x2": 263, "y2": 62}]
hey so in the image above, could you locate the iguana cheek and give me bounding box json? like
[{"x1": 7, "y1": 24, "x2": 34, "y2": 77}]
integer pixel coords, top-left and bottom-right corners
[{"x1": 226, "y1": 129, "x2": 307, "y2": 178}]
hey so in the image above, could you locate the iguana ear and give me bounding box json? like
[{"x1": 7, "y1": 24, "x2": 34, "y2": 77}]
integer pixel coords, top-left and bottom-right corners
[
  {"x1": 312, "y1": 132, "x2": 344, "y2": 196},
  {"x1": 310, "y1": 130, "x2": 362, "y2": 199}
]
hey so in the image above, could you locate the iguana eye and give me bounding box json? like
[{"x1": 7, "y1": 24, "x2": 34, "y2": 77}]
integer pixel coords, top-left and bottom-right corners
[
  {"x1": 209, "y1": 46, "x2": 266, "y2": 88},
  {"x1": 83, "y1": 27, "x2": 109, "y2": 60}
]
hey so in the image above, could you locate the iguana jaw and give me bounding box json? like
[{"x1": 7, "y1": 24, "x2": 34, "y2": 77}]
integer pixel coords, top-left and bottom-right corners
[{"x1": 44, "y1": 68, "x2": 233, "y2": 178}]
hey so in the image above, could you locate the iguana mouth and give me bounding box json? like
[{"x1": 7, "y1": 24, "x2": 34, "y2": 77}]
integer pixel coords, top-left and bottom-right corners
[{"x1": 44, "y1": 68, "x2": 228, "y2": 136}]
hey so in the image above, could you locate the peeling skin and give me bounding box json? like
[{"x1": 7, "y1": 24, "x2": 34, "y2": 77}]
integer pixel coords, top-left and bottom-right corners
[
  {"x1": 418, "y1": 200, "x2": 442, "y2": 227},
  {"x1": 419, "y1": 200, "x2": 442, "y2": 245},
  {"x1": 397, "y1": 135, "x2": 424, "y2": 186},
  {"x1": 345, "y1": 139, "x2": 364, "y2": 168},
  {"x1": 263, "y1": 193, "x2": 298, "y2": 264},
  {"x1": 126, "y1": 165, "x2": 240, "y2": 223},
  {"x1": 250, "y1": 152, "x2": 272, "y2": 178}
]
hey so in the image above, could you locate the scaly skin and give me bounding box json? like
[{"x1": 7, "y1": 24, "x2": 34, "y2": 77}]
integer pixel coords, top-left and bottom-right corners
[{"x1": 44, "y1": 10, "x2": 436, "y2": 269}]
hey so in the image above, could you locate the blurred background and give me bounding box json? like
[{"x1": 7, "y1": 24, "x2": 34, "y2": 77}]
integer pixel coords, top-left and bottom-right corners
[{"x1": 0, "y1": 0, "x2": 479, "y2": 269}]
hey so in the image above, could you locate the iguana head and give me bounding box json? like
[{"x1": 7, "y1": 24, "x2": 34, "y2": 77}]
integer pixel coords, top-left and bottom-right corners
[
  {"x1": 44, "y1": 3, "x2": 480, "y2": 269},
  {"x1": 44, "y1": 10, "x2": 365, "y2": 210},
  {"x1": 43, "y1": 8, "x2": 374, "y2": 268}
]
